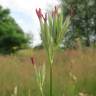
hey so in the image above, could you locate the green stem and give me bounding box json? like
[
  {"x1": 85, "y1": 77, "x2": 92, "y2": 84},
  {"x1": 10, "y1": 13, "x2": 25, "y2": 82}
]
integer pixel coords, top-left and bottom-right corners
[
  {"x1": 49, "y1": 59, "x2": 53, "y2": 96},
  {"x1": 40, "y1": 87, "x2": 44, "y2": 96},
  {"x1": 47, "y1": 48, "x2": 54, "y2": 96}
]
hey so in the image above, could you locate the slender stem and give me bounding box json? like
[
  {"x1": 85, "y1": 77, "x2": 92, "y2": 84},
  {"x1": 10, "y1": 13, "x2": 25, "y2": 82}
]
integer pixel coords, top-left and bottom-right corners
[
  {"x1": 40, "y1": 87, "x2": 44, "y2": 96},
  {"x1": 50, "y1": 62, "x2": 52, "y2": 96},
  {"x1": 47, "y1": 47, "x2": 54, "y2": 96},
  {"x1": 48, "y1": 55, "x2": 53, "y2": 96}
]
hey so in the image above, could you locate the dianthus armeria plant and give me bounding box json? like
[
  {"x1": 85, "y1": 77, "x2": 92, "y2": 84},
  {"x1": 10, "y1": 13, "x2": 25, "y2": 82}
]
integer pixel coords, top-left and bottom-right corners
[
  {"x1": 31, "y1": 57, "x2": 45, "y2": 96},
  {"x1": 32, "y1": 6, "x2": 70, "y2": 96}
]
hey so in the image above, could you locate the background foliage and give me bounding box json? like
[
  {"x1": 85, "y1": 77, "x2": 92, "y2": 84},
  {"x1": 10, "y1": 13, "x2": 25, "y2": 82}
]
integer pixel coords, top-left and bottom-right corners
[
  {"x1": 0, "y1": 6, "x2": 29, "y2": 54},
  {"x1": 61, "y1": 0, "x2": 96, "y2": 48}
]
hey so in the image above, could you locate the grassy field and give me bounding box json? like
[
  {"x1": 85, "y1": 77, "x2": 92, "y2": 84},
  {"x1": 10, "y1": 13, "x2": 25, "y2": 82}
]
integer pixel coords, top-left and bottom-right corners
[{"x1": 0, "y1": 48, "x2": 96, "y2": 96}]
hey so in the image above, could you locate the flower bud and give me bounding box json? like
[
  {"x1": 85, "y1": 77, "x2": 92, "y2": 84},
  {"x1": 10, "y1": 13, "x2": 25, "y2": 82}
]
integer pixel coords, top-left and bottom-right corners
[
  {"x1": 31, "y1": 57, "x2": 35, "y2": 65},
  {"x1": 36, "y1": 8, "x2": 43, "y2": 20}
]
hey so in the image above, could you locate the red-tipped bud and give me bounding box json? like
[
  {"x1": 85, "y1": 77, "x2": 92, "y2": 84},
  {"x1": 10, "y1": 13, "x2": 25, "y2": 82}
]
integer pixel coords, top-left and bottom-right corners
[
  {"x1": 31, "y1": 57, "x2": 35, "y2": 65},
  {"x1": 36, "y1": 8, "x2": 43, "y2": 20}
]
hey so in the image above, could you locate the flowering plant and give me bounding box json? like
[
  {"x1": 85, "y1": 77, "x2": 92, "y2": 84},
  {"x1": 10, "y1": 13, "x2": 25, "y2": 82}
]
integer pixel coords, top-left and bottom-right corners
[
  {"x1": 31, "y1": 57, "x2": 45, "y2": 96},
  {"x1": 32, "y1": 6, "x2": 70, "y2": 96}
]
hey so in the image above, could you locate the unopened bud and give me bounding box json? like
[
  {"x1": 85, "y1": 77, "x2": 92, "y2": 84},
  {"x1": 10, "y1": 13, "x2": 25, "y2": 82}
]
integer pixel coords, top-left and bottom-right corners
[{"x1": 31, "y1": 57, "x2": 35, "y2": 65}]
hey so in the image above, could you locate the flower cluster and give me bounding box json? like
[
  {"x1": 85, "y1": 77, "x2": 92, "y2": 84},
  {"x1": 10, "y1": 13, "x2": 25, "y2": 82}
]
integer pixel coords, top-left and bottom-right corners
[
  {"x1": 36, "y1": 6, "x2": 60, "y2": 23},
  {"x1": 35, "y1": 6, "x2": 70, "y2": 64}
]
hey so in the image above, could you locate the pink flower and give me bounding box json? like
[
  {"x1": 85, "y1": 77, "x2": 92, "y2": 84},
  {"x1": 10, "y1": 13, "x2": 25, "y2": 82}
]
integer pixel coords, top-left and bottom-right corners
[
  {"x1": 36, "y1": 8, "x2": 43, "y2": 20},
  {"x1": 36, "y1": 8, "x2": 47, "y2": 22},
  {"x1": 31, "y1": 57, "x2": 35, "y2": 65}
]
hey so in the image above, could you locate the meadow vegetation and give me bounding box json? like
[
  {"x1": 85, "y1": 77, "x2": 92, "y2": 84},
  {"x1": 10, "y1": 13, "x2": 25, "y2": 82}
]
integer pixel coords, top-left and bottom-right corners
[
  {"x1": 0, "y1": 1, "x2": 96, "y2": 95},
  {"x1": 0, "y1": 48, "x2": 96, "y2": 96}
]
